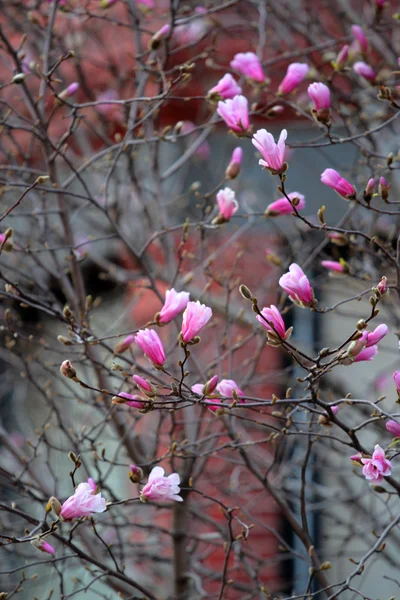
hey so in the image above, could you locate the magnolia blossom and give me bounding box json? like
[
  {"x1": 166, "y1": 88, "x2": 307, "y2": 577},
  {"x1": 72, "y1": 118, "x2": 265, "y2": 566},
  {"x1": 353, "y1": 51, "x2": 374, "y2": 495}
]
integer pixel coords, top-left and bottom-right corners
[
  {"x1": 114, "y1": 334, "x2": 134, "y2": 354},
  {"x1": 60, "y1": 480, "x2": 107, "y2": 520},
  {"x1": 308, "y1": 82, "x2": 331, "y2": 111},
  {"x1": 353, "y1": 61, "x2": 376, "y2": 82},
  {"x1": 226, "y1": 147, "x2": 243, "y2": 179},
  {"x1": 252, "y1": 128, "x2": 287, "y2": 173},
  {"x1": 256, "y1": 305, "x2": 290, "y2": 340},
  {"x1": 321, "y1": 168, "x2": 356, "y2": 199},
  {"x1": 192, "y1": 376, "x2": 220, "y2": 411},
  {"x1": 217, "y1": 95, "x2": 250, "y2": 133},
  {"x1": 141, "y1": 466, "x2": 182, "y2": 502},
  {"x1": 230, "y1": 52, "x2": 265, "y2": 82},
  {"x1": 335, "y1": 45, "x2": 349, "y2": 69},
  {"x1": 265, "y1": 192, "x2": 305, "y2": 216},
  {"x1": 133, "y1": 374, "x2": 154, "y2": 394},
  {"x1": 135, "y1": 329, "x2": 165, "y2": 366},
  {"x1": 216, "y1": 187, "x2": 239, "y2": 220},
  {"x1": 351, "y1": 25, "x2": 368, "y2": 54},
  {"x1": 158, "y1": 288, "x2": 190, "y2": 324},
  {"x1": 379, "y1": 177, "x2": 390, "y2": 201},
  {"x1": 321, "y1": 260, "x2": 345, "y2": 273},
  {"x1": 393, "y1": 371, "x2": 400, "y2": 395},
  {"x1": 208, "y1": 74, "x2": 242, "y2": 99},
  {"x1": 173, "y1": 7, "x2": 209, "y2": 46},
  {"x1": 361, "y1": 444, "x2": 392, "y2": 484},
  {"x1": 278, "y1": 63, "x2": 309, "y2": 95},
  {"x1": 364, "y1": 177, "x2": 375, "y2": 201},
  {"x1": 377, "y1": 276, "x2": 388, "y2": 295},
  {"x1": 353, "y1": 345, "x2": 378, "y2": 362},
  {"x1": 217, "y1": 379, "x2": 244, "y2": 399},
  {"x1": 117, "y1": 392, "x2": 145, "y2": 409},
  {"x1": 386, "y1": 420, "x2": 400, "y2": 437},
  {"x1": 33, "y1": 539, "x2": 55, "y2": 555},
  {"x1": 59, "y1": 82, "x2": 79, "y2": 100},
  {"x1": 365, "y1": 324, "x2": 388, "y2": 347},
  {"x1": 279, "y1": 263, "x2": 314, "y2": 307},
  {"x1": 181, "y1": 301, "x2": 212, "y2": 342}
]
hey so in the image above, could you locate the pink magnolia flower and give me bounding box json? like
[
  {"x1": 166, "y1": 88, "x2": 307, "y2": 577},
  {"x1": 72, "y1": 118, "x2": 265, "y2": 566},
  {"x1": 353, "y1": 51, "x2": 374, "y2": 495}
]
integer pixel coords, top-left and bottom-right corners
[
  {"x1": 128, "y1": 464, "x2": 143, "y2": 483},
  {"x1": 364, "y1": 177, "x2": 375, "y2": 201},
  {"x1": 353, "y1": 345, "x2": 378, "y2": 362},
  {"x1": 308, "y1": 82, "x2": 331, "y2": 111},
  {"x1": 114, "y1": 334, "x2": 134, "y2": 354},
  {"x1": 361, "y1": 444, "x2": 392, "y2": 484},
  {"x1": 366, "y1": 324, "x2": 388, "y2": 347},
  {"x1": 351, "y1": 25, "x2": 368, "y2": 54},
  {"x1": 59, "y1": 82, "x2": 79, "y2": 100},
  {"x1": 393, "y1": 371, "x2": 400, "y2": 395},
  {"x1": 386, "y1": 420, "x2": 400, "y2": 437},
  {"x1": 216, "y1": 187, "x2": 239, "y2": 220},
  {"x1": 133, "y1": 374, "x2": 154, "y2": 395},
  {"x1": 216, "y1": 379, "x2": 244, "y2": 400},
  {"x1": 149, "y1": 24, "x2": 171, "y2": 49},
  {"x1": 217, "y1": 95, "x2": 250, "y2": 133},
  {"x1": 96, "y1": 89, "x2": 120, "y2": 118},
  {"x1": 335, "y1": 45, "x2": 349, "y2": 69},
  {"x1": 256, "y1": 305, "x2": 290, "y2": 340},
  {"x1": 135, "y1": 329, "x2": 165, "y2": 366},
  {"x1": 158, "y1": 288, "x2": 190, "y2": 324},
  {"x1": 321, "y1": 260, "x2": 345, "y2": 273},
  {"x1": 226, "y1": 147, "x2": 243, "y2": 179},
  {"x1": 141, "y1": 466, "x2": 182, "y2": 502},
  {"x1": 379, "y1": 177, "x2": 390, "y2": 201},
  {"x1": 208, "y1": 74, "x2": 242, "y2": 99},
  {"x1": 252, "y1": 128, "x2": 287, "y2": 173},
  {"x1": 279, "y1": 263, "x2": 314, "y2": 307},
  {"x1": 377, "y1": 276, "x2": 388, "y2": 295},
  {"x1": 117, "y1": 392, "x2": 145, "y2": 409},
  {"x1": 192, "y1": 376, "x2": 220, "y2": 411},
  {"x1": 181, "y1": 301, "x2": 212, "y2": 342},
  {"x1": 173, "y1": 7, "x2": 209, "y2": 46},
  {"x1": 278, "y1": 63, "x2": 309, "y2": 95},
  {"x1": 33, "y1": 539, "x2": 55, "y2": 555},
  {"x1": 321, "y1": 168, "x2": 356, "y2": 199},
  {"x1": 265, "y1": 192, "x2": 305, "y2": 216},
  {"x1": 230, "y1": 52, "x2": 265, "y2": 82},
  {"x1": 60, "y1": 480, "x2": 107, "y2": 520},
  {"x1": 353, "y1": 61, "x2": 376, "y2": 82}
]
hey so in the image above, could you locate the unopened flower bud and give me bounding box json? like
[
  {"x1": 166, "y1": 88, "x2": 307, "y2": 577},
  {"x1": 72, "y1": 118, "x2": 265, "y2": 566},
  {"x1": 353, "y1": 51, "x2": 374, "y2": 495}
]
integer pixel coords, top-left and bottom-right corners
[
  {"x1": 58, "y1": 82, "x2": 79, "y2": 100},
  {"x1": 239, "y1": 284, "x2": 252, "y2": 300},
  {"x1": 335, "y1": 45, "x2": 349, "y2": 70},
  {"x1": 46, "y1": 496, "x2": 62, "y2": 516},
  {"x1": 114, "y1": 334, "x2": 134, "y2": 354},
  {"x1": 12, "y1": 73, "x2": 26, "y2": 84},
  {"x1": 225, "y1": 147, "x2": 243, "y2": 179},
  {"x1": 328, "y1": 232, "x2": 348, "y2": 246},
  {"x1": 378, "y1": 177, "x2": 390, "y2": 201},
  {"x1": 133, "y1": 374, "x2": 156, "y2": 396},
  {"x1": 377, "y1": 276, "x2": 388, "y2": 296},
  {"x1": 129, "y1": 464, "x2": 144, "y2": 483},
  {"x1": 364, "y1": 178, "x2": 375, "y2": 202},
  {"x1": 31, "y1": 538, "x2": 55, "y2": 555},
  {"x1": 149, "y1": 24, "x2": 171, "y2": 50},
  {"x1": 203, "y1": 375, "x2": 218, "y2": 395},
  {"x1": 60, "y1": 360, "x2": 77, "y2": 379}
]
